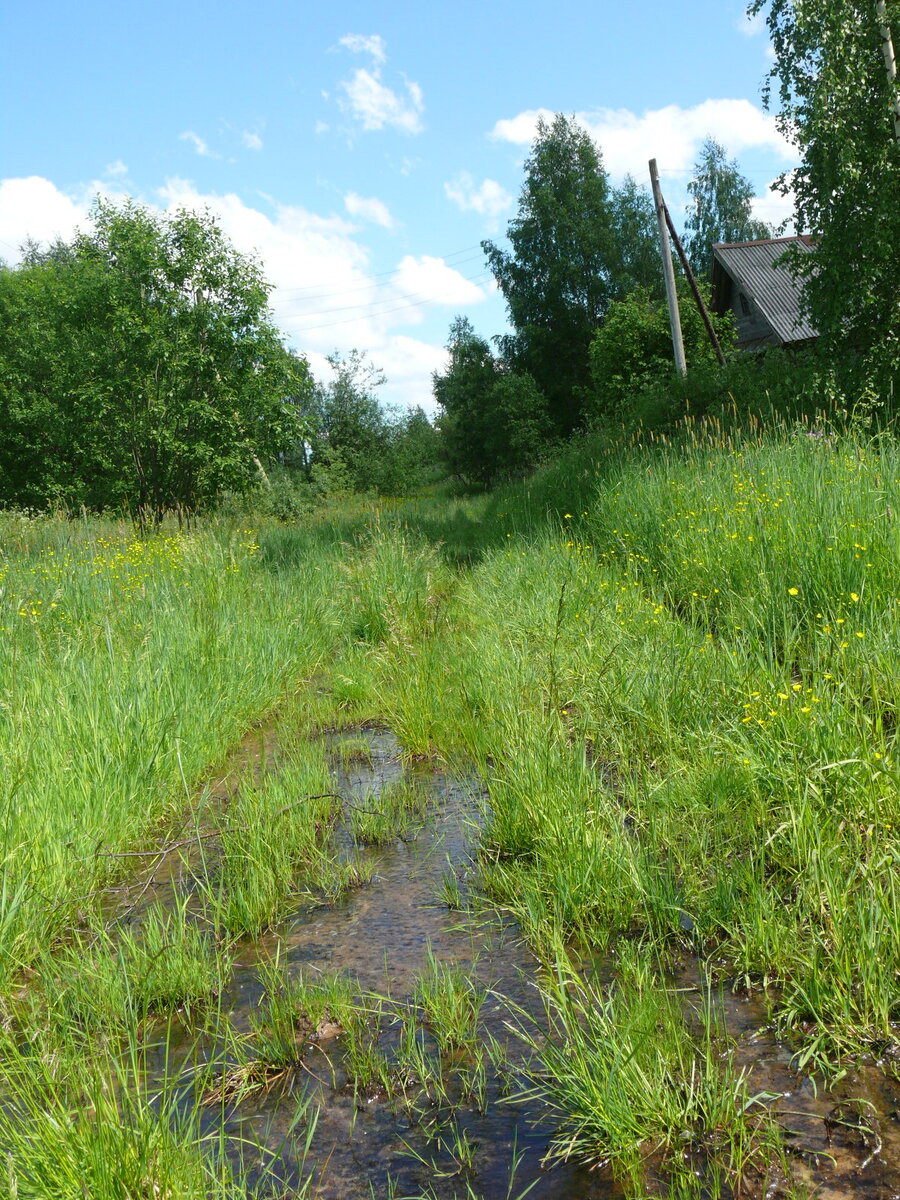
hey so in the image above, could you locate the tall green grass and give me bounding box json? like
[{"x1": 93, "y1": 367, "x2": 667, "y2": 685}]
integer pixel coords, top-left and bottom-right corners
[
  {"x1": 3, "y1": 415, "x2": 900, "y2": 1195},
  {"x1": 0, "y1": 514, "x2": 344, "y2": 980},
  {"x1": 359, "y1": 425, "x2": 900, "y2": 1072}
]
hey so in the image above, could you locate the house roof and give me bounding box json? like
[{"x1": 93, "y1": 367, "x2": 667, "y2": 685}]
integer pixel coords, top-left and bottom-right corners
[{"x1": 711, "y1": 235, "x2": 817, "y2": 345}]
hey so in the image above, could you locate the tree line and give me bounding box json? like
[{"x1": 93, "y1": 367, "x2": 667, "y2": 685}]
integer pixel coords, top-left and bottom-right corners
[
  {"x1": 432, "y1": 119, "x2": 768, "y2": 484},
  {"x1": 0, "y1": 204, "x2": 437, "y2": 519},
  {"x1": 2, "y1": 2, "x2": 899, "y2": 513}
]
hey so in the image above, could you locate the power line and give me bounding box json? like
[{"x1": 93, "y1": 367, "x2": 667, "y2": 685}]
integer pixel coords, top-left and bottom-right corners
[
  {"x1": 275, "y1": 269, "x2": 491, "y2": 319},
  {"x1": 275, "y1": 244, "x2": 485, "y2": 300},
  {"x1": 282, "y1": 273, "x2": 493, "y2": 333}
]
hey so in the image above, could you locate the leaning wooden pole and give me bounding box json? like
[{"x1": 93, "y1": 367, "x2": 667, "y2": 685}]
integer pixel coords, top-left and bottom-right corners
[
  {"x1": 876, "y1": 1, "x2": 900, "y2": 150},
  {"x1": 663, "y1": 206, "x2": 728, "y2": 367},
  {"x1": 649, "y1": 158, "x2": 686, "y2": 376}
]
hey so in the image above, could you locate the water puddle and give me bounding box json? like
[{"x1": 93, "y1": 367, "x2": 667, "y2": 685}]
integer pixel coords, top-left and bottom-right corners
[
  {"x1": 100, "y1": 726, "x2": 900, "y2": 1199},
  {"x1": 125, "y1": 727, "x2": 616, "y2": 1199}
]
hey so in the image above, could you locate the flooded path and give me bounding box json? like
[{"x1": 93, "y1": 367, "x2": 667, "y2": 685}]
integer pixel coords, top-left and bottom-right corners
[
  {"x1": 107, "y1": 725, "x2": 900, "y2": 1199},
  {"x1": 128, "y1": 728, "x2": 616, "y2": 1199}
]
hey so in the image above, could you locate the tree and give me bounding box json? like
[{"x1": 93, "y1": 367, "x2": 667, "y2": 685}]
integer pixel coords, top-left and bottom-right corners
[
  {"x1": 609, "y1": 175, "x2": 664, "y2": 300},
  {"x1": 380, "y1": 406, "x2": 442, "y2": 494},
  {"x1": 749, "y1": 0, "x2": 900, "y2": 368},
  {"x1": 0, "y1": 199, "x2": 306, "y2": 519},
  {"x1": 308, "y1": 350, "x2": 391, "y2": 493},
  {"x1": 433, "y1": 316, "x2": 551, "y2": 485},
  {"x1": 683, "y1": 138, "x2": 772, "y2": 278},
  {"x1": 588, "y1": 281, "x2": 735, "y2": 419},
  {"x1": 482, "y1": 114, "x2": 618, "y2": 435}
]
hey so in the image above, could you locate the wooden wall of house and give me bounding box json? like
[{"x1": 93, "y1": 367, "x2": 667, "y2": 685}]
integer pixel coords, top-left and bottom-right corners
[{"x1": 728, "y1": 284, "x2": 777, "y2": 349}]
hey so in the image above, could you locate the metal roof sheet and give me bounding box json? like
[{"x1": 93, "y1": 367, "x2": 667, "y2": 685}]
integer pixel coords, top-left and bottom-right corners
[{"x1": 712, "y1": 237, "x2": 818, "y2": 345}]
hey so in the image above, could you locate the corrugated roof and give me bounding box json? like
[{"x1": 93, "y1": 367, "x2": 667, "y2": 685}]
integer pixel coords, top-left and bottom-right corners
[{"x1": 712, "y1": 236, "x2": 817, "y2": 345}]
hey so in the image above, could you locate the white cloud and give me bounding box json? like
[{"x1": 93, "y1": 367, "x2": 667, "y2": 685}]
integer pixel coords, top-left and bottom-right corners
[
  {"x1": 105, "y1": 159, "x2": 129, "y2": 177},
  {"x1": 0, "y1": 176, "x2": 88, "y2": 257},
  {"x1": 334, "y1": 34, "x2": 424, "y2": 134},
  {"x1": 241, "y1": 131, "x2": 263, "y2": 151},
  {"x1": 444, "y1": 172, "x2": 512, "y2": 226},
  {"x1": 337, "y1": 33, "x2": 386, "y2": 65},
  {"x1": 153, "y1": 180, "x2": 484, "y2": 404},
  {"x1": 752, "y1": 175, "x2": 797, "y2": 233},
  {"x1": 391, "y1": 255, "x2": 486, "y2": 308},
  {"x1": 376, "y1": 336, "x2": 448, "y2": 412},
  {"x1": 339, "y1": 68, "x2": 424, "y2": 134},
  {"x1": 344, "y1": 191, "x2": 394, "y2": 228},
  {"x1": 490, "y1": 99, "x2": 795, "y2": 178},
  {"x1": 0, "y1": 173, "x2": 478, "y2": 411},
  {"x1": 179, "y1": 130, "x2": 218, "y2": 158}
]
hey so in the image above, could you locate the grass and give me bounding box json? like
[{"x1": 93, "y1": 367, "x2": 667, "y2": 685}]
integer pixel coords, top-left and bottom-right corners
[
  {"x1": 359, "y1": 423, "x2": 900, "y2": 1076},
  {"x1": 0, "y1": 1026, "x2": 243, "y2": 1199},
  {"x1": 206, "y1": 743, "x2": 347, "y2": 937},
  {"x1": 509, "y1": 945, "x2": 777, "y2": 1192},
  {"x1": 349, "y1": 775, "x2": 430, "y2": 846},
  {"x1": 0, "y1": 514, "x2": 345, "y2": 983},
  {"x1": 413, "y1": 949, "x2": 485, "y2": 1053},
  {"x1": 4, "y1": 411, "x2": 900, "y2": 1195},
  {"x1": 42, "y1": 897, "x2": 230, "y2": 1033}
]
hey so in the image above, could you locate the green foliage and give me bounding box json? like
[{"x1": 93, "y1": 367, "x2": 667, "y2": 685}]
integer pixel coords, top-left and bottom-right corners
[
  {"x1": 515, "y1": 957, "x2": 757, "y2": 1189},
  {"x1": 433, "y1": 316, "x2": 552, "y2": 485},
  {"x1": 482, "y1": 114, "x2": 617, "y2": 434},
  {"x1": 587, "y1": 281, "x2": 735, "y2": 419},
  {"x1": 304, "y1": 350, "x2": 441, "y2": 497},
  {"x1": 0, "y1": 199, "x2": 308, "y2": 519},
  {"x1": 608, "y1": 175, "x2": 663, "y2": 301},
  {"x1": 750, "y1": 0, "x2": 900, "y2": 371},
  {"x1": 683, "y1": 137, "x2": 772, "y2": 277},
  {"x1": 482, "y1": 116, "x2": 664, "y2": 435},
  {"x1": 383, "y1": 405, "x2": 443, "y2": 493}
]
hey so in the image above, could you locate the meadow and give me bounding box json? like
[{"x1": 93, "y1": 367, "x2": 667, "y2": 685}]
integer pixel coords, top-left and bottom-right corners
[{"x1": 0, "y1": 415, "x2": 898, "y2": 1197}]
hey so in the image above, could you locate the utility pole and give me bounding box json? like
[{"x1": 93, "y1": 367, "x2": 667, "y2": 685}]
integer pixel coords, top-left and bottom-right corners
[
  {"x1": 876, "y1": 1, "x2": 900, "y2": 151},
  {"x1": 649, "y1": 158, "x2": 686, "y2": 376},
  {"x1": 663, "y1": 208, "x2": 727, "y2": 367}
]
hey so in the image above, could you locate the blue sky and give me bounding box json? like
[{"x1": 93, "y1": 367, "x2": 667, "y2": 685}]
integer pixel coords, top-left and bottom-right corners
[{"x1": 0, "y1": 0, "x2": 796, "y2": 410}]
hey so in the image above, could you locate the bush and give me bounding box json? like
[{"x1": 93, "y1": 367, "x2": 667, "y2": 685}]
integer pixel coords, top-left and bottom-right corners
[{"x1": 587, "y1": 282, "x2": 734, "y2": 423}]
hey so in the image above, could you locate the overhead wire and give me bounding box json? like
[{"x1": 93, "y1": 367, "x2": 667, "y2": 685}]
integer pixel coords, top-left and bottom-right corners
[
  {"x1": 279, "y1": 270, "x2": 494, "y2": 332},
  {"x1": 276, "y1": 268, "x2": 492, "y2": 321},
  {"x1": 275, "y1": 244, "x2": 486, "y2": 300}
]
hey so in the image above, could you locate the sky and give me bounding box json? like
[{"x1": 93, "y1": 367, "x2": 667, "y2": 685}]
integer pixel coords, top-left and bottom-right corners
[{"x1": 0, "y1": 0, "x2": 797, "y2": 412}]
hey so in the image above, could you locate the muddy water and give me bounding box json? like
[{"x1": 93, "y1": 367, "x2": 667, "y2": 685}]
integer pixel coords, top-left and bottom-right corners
[
  {"x1": 122, "y1": 726, "x2": 900, "y2": 1200},
  {"x1": 669, "y1": 964, "x2": 900, "y2": 1200},
  {"x1": 138, "y1": 729, "x2": 617, "y2": 1200}
]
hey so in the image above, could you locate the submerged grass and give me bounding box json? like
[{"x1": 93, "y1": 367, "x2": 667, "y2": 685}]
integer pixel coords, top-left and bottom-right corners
[
  {"x1": 0, "y1": 1027, "x2": 242, "y2": 1199},
  {"x1": 43, "y1": 897, "x2": 230, "y2": 1034}
]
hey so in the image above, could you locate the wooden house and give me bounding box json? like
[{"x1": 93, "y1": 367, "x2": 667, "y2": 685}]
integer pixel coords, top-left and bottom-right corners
[{"x1": 710, "y1": 235, "x2": 817, "y2": 351}]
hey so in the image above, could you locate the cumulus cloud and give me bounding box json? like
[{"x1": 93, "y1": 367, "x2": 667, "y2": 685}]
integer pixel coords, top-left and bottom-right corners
[
  {"x1": 444, "y1": 173, "x2": 512, "y2": 227},
  {"x1": 241, "y1": 131, "x2": 263, "y2": 151},
  {"x1": 0, "y1": 173, "x2": 479, "y2": 410},
  {"x1": 335, "y1": 33, "x2": 424, "y2": 134},
  {"x1": 339, "y1": 69, "x2": 424, "y2": 134},
  {"x1": 391, "y1": 255, "x2": 486, "y2": 308},
  {"x1": 179, "y1": 130, "x2": 218, "y2": 158},
  {"x1": 344, "y1": 191, "x2": 394, "y2": 228},
  {"x1": 105, "y1": 159, "x2": 129, "y2": 177},
  {"x1": 490, "y1": 99, "x2": 795, "y2": 179},
  {"x1": 0, "y1": 176, "x2": 89, "y2": 257},
  {"x1": 337, "y1": 33, "x2": 386, "y2": 64},
  {"x1": 752, "y1": 175, "x2": 797, "y2": 233}
]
